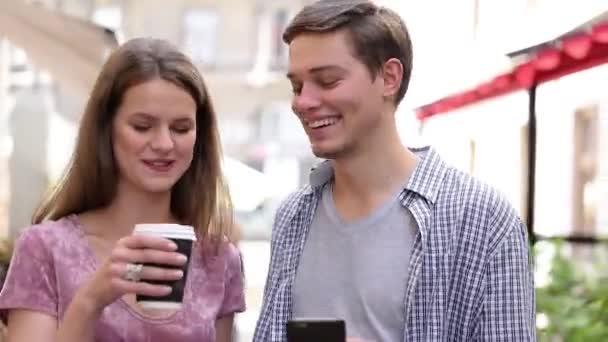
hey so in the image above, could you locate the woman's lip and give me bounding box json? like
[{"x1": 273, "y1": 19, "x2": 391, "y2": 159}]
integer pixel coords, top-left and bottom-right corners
[
  {"x1": 142, "y1": 160, "x2": 175, "y2": 172},
  {"x1": 142, "y1": 159, "x2": 175, "y2": 163}
]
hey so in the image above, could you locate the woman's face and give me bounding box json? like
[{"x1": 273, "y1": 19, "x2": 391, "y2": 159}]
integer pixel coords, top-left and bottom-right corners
[{"x1": 112, "y1": 78, "x2": 197, "y2": 195}]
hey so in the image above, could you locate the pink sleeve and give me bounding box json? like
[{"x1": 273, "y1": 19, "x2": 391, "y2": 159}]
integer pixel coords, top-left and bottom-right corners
[
  {"x1": 0, "y1": 227, "x2": 58, "y2": 322},
  {"x1": 218, "y1": 244, "x2": 246, "y2": 317}
]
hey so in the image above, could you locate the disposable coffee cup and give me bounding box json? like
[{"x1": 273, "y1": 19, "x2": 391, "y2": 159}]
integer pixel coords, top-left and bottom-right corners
[{"x1": 133, "y1": 223, "x2": 196, "y2": 309}]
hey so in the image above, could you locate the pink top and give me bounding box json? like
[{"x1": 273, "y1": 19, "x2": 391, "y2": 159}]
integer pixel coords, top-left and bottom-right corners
[{"x1": 0, "y1": 215, "x2": 245, "y2": 341}]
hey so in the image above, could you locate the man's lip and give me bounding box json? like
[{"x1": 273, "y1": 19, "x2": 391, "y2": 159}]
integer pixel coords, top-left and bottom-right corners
[
  {"x1": 303, "y1": 114, "x2": 341, "y2": 123},
  {"x1": 305, "y1": 115, "x2": 342, "y2": 129}
]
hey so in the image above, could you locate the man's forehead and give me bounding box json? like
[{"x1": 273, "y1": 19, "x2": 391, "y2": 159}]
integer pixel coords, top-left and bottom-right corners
[
  {"x1": 286, "y1": 36, "x2": 354, "y2": 78},
  {"x1": 288, "y1": 30, "x2": 351, "y2": 53}
]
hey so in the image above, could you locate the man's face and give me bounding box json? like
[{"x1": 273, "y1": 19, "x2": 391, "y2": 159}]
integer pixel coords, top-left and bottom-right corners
[{"x1": 287, "y1": 29, "x2": 387, "y2": 160}]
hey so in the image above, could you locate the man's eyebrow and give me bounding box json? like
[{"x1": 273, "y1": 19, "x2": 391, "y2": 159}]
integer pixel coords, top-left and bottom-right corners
[{"x1": 287, "y1": 65, "x2": 345, "y2": 79}]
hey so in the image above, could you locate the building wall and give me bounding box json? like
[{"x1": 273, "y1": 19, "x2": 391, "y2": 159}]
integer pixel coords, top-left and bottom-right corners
[
  {"x1": 418, "y1": 1, "x2": 608, "y2": 237},
  {"x1": 113, "y1": 0, "x2": 303, "y2": 159}
]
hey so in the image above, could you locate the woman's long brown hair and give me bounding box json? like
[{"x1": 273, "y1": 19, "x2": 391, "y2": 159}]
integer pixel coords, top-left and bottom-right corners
[{"x1": 32, "y1": 38, "x2": 233, "y2": 252}]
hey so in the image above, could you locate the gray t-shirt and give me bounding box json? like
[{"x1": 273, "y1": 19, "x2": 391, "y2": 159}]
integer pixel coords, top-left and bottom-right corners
[{"x1": 292, "y1": 183, "x2": 418, "y2": 342}]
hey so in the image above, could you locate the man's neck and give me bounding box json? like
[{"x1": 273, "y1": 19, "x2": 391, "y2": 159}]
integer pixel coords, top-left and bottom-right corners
[{"x1": 331, "y1": 127, "x2": 418, "y2": 220}]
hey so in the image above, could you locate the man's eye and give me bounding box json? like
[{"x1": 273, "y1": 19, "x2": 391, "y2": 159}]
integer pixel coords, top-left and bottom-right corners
[{"x1": 319, "y1": 79, "x2": 338, "y2": 88}]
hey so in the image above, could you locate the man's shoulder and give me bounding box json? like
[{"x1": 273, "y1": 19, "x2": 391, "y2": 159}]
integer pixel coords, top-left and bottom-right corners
[
  {"x1": 437, "y1": 166, "x2": 524, "y2": 246},
  {"x1": 275, "y1": 185, "x2": 314, "y2": 215},
  {"x1": 270, "y1": 185, "x2": 316, "y2": 238},
  {"x1": 441, "y1": 166, "x2": 516, "y2": 215}
]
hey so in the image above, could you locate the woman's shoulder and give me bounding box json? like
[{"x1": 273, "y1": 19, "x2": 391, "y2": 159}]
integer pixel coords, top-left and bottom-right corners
[
  {"x1": 220, "y1": 239, "x2": 241, "y2": 260},
  {"x1": 217, "y1": 240, "x2": 243, "y2": 279},
  {"x1": 193, "y1": 237, "x2": 239, "y2": 256},
  {"x1": 15, "y1": 215, "x2": 82, "y2": 248},
  {"x1": 204, "y1": 237, "x2": 241, "y2": 260},
  {"x1": 191, "y1": 238, "x2": 242, "y2": 275}
]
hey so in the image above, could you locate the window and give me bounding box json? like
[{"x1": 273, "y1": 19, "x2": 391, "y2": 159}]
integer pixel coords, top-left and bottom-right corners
[
  {"x1": 182, "y1": 8, "x2": 219, "y2": 67},
  {"x1": 251, "y1": 6, "x2": 290, "y2": 74},
  {"x1": 92, "y1": 5, "x2": 122, "y2": 32},
  {"x1": 270, "y1": 9, "x2": 289, "y2": 70},
  {"x1": 8, "y1": 46, "x2": 36, "y2": 88},
  {"x1": 572, "y1": 106, "x2": 599, "y2": 235},
  {"x1": 9, "y1": 47, "x2": 27, "y2": 73}
]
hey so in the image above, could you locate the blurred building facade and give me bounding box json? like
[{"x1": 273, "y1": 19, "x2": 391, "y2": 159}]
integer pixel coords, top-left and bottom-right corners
[
  {"x1": 1, "y1": 0, "x2": 606, "y2": 241},
  {"x1": 1, "y1": 0, "x2": 606, "y2": 340},
  {"x1": 0, "y1": 0, "x2": 319, "y2": 238},
  {"x1": 1, "y1": 3, "x2": 313, "y2": 338},
  {"x1": 416, "y1": 0, "x2": 608, "y2": 239}
]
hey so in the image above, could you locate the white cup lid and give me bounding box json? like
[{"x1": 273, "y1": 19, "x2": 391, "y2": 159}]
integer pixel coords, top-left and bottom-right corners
[{"x1": 133, "y1": 224, "x2": 196, "y2": 241}]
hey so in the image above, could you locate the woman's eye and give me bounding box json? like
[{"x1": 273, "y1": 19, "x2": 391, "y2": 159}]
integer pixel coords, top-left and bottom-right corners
[
  {"x1": 172, "y1": 126, "x2": 192, "y2": 134},
  {"x1": 132, "y1": 124, "x2": 150, "y2": 132}
]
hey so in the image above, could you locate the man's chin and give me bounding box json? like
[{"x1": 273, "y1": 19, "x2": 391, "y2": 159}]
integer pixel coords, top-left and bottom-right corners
[{"x1": 311, "y1": 146, "x2": 340, "y2": 160}]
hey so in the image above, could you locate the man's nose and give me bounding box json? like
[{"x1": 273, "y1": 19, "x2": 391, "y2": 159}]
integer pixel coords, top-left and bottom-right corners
[{"x1": 292, "y1": 84, "x2": 322, "y2": 114}]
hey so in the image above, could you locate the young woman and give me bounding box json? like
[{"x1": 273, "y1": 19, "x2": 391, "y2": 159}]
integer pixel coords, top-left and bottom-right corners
[{"x1": 0, "y1": 37, "x2": 245, "y2": 342}]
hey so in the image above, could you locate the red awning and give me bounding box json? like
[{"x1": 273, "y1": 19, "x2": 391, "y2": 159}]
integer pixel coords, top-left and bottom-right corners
[{"x1": 415, "y1": 20, "x2": 608, "y2": 120}]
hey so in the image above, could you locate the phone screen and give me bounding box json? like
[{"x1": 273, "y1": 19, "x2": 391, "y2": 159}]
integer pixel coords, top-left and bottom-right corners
[{"x1": 286, "y1": 319, "x2": 346, "y2": 342}]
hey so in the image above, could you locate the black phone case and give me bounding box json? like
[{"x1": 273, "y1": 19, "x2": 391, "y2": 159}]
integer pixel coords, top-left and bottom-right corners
[{"x1": 287, "y1": 319, "x2": 346, "y2": 342}]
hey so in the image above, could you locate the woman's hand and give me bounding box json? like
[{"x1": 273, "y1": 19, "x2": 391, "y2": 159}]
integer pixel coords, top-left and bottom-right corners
[{"x1": 74, "y1": 234, "x2": 187, "y2": 313}]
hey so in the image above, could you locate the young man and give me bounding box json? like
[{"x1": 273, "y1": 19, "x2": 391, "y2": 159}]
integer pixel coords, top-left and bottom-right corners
[{"x1": 254, "y1": 1, "x2": 535, "y2": 341}]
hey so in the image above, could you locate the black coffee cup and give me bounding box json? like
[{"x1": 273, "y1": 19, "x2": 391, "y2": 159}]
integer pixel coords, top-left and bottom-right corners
[{"x1": 133, "y1": 224, "x2": 196, "y2": 309}]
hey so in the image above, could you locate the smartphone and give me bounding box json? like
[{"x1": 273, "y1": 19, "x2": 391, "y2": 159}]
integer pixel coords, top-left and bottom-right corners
[{"x1": 287, "y1": 318, "x2": 346, "y2": 342}]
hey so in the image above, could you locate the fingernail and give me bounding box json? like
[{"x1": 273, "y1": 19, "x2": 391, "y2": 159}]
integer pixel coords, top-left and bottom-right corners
[
  {"x1": 162, "y1": 286, "x2": 173, "y2": 293},
  {"x1": 167, "y1": 242, "x2": 178, "y2": 250},
  {"x1": 173, "y1": 270, "x2": 184, "y2": 278},
  {"x1": 177, "y1": 254, "x2": 188, "y2": 263}
]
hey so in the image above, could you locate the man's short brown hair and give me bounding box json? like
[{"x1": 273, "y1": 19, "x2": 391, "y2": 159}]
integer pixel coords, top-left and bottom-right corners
[{"x1": 283, "y1": 0, "x2": 413, "y2": 105}]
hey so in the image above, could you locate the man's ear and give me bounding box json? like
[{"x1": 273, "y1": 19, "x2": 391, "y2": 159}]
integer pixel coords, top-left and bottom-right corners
[{"x1": 381, "y1": 58, "x2": 403, "y2": 100}]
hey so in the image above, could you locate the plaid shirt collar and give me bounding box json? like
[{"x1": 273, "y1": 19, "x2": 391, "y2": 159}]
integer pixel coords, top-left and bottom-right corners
[{"x1": 307, "y1": 145, "x2": 446, "y2": 205}]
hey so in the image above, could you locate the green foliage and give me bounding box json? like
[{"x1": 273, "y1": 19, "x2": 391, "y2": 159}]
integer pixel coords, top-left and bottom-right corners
[{"x1": 536, "y1": 241, "x2": 608, "y2": 342}]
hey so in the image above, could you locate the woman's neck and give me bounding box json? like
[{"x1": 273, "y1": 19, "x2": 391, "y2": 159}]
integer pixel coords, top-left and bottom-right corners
[{"x1": 81, "y1": 181, "x2": 175, "y2": 241}]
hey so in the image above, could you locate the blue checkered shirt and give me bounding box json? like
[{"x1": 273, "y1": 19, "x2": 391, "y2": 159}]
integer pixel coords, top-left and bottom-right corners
[{"x1": 253, "y1": 146, "x2": 536, "y2": 341}]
